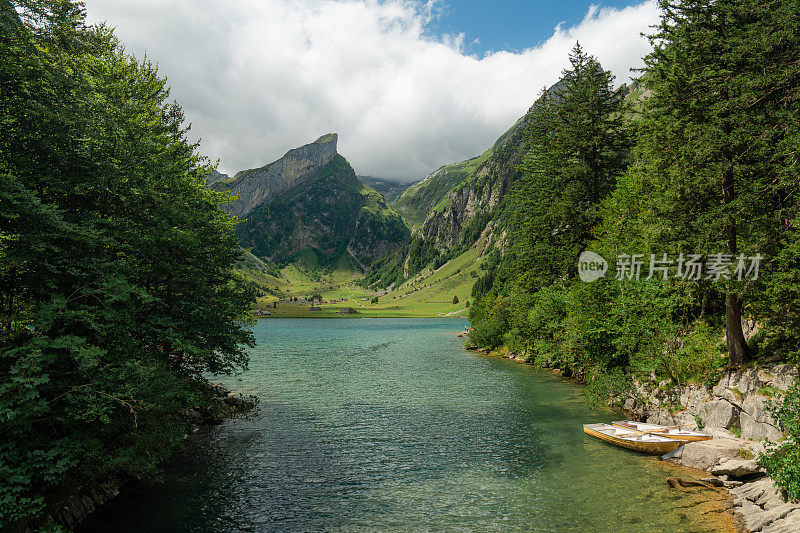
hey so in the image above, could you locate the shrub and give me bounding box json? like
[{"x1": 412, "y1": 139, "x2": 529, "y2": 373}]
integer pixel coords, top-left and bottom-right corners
[{"x1": 760, "y1": 379, "x2": 800, "y2": 500}]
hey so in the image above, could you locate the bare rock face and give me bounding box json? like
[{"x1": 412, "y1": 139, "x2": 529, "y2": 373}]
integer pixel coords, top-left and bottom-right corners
[
  {"x1": 703, "y1": 399, "x2": 741, "y2": 429},
  {"x1": 216, "y1": 133, "x2": 339, "y2": 219},
  {"x1": 741, "y1": 395, "x2": 784, "y2": 441},
  {"x1": 628, "y1": 364, "x2": 796, "y2": 441},
  {"x1": 213, "y1": 133, "x2": 409, "y2": 267}
]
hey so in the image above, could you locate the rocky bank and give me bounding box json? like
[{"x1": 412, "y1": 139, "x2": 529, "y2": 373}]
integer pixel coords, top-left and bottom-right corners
[
  {"x1": 622, "y1": 365, "x2": 799, "y2": 532},
  {"x1": 477, "y1": 346, "x2": 799, "y2": 532}
]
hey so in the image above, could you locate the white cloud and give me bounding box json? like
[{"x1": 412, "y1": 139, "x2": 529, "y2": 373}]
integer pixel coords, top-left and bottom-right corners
[{"x1": 84, "y1": 0, "x2": 660, "y2": 181}]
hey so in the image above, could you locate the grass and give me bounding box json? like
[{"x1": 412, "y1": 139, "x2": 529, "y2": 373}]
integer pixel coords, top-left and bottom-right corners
[
  {"x1": 739, "y1": 448, "x2": 755, "y2": 460},
  {"x1": 251, "y1": 239, "x2": 485, "y2": 318},
  {"x1": 757, "y1": 386, "x2": 785, "y2": 398}
]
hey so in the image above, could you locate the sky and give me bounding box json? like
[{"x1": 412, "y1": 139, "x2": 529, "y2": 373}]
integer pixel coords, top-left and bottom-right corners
[{"x1": 83, "y1": 0, "x2": 661, "y2": 182}]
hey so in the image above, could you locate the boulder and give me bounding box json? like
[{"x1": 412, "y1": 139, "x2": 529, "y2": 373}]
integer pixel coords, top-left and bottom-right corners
[
  {"x1": 746, "y1": 503, "x2": 800, "y2": 532},
  {"x1": 681, "y1": 386, "x2": 713, "y2": 414},
  {"x1": 713, "y1": 367, "x2": 761, "y2": 403},
  {"x1": 739, "y1": 394, "x2": 783, "y2": 441},
  {"x1": 646, "y1": 410, "x2": 695, "y2": 427},
  {"x1": 740, "y1": 411, "x2": 783, "y2": 442},
  {"x1": 730, "y1": 476, "x2": 774, "y2": 504},
  {"x1": 711, "y1": 459, "x2": 765, "y2": 478},
  {"x1": 736, "y1": 499, "x2": 765, "y2": 532},
  {"x1": 677, "y1": 438, "x2": 743, "y2": 471},
  {"x1": 703, "y1": 399, "x2": 740, "y2": 429},
  {"x1": 761, "y1": 508, "x2": 800, "y2": 533},
  {"x1": 761, "y1": 365, "x2": 799, "y2": 391}
]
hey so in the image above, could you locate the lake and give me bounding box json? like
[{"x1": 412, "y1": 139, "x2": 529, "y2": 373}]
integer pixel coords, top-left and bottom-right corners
[{"x1": 81, "y1": 318, "x2": 728, "y2": 532}]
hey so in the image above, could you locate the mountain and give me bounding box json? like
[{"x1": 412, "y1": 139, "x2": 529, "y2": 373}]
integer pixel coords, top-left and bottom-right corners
[
  {"x1": 392, "y1": 151, "x2": 491, "y2": 229},
  {"x1": 213, "y1": 134, "x2": 409, "y2": 269},
  {"x1": 357, "y1": 176, "x2": 409, "y2": 203},
  {"x1": 364, "y1": 92, "x2": 545, "y2": 289}
]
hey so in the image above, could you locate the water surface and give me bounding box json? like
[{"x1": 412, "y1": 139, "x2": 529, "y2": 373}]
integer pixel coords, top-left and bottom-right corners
[{"x1": 82, "y1": 318, "x2": 726, "y2": 532}]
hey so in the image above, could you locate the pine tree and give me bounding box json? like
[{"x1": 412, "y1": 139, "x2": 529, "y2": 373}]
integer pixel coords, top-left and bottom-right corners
[
  {"x1": 512, "y1": 43, "x2": 630, "y2": 292},
  {"x1": 635, "y1": 0, "x2": 800, "y2": 366}
]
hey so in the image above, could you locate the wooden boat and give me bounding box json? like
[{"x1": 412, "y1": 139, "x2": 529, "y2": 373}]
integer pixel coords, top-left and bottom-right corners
[
  {"x1": 583, "y1": 423, "x2": 685, "y2": 455},
  {"x1": 612, "y1": 420, "x2": 712, "y2": 442}
]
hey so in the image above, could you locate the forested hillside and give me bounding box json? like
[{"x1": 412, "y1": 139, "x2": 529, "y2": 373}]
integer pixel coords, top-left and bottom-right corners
[
  {"x1": 467, "y1": 0, "x2": 800, "y2": 498},
  {"x1": 0, "y1": 1, "x2": 254, "y2": 527}
]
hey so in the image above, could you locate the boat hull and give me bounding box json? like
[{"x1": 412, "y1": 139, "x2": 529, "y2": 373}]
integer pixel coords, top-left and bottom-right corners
[{"x1": 583, "y1": 425, "x2": 683, "y2": 455}]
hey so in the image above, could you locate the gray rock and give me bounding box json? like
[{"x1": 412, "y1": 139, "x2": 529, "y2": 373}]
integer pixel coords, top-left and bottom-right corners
[
  {"x1": 747, "y1": 503, "x2": 800, "y2": 532},
  {"x1": 761, "y1": 365, "x2": 799, "y2": 391},
  {"x1": 737, "y1": 499, "x2": 766, "y2": 532},
  {"x1": 713, "y1": 367, "x2": 761, "y2": 403},
  {"x1": 740, "y1": 394, "x2": 783, "y2": 441},
  {"x1": 741, "y1": 410, "x2": 784, "y2": 442},
  {"x1": 712, "y1": 458, "x2": 765, "y2": 478},
  {"x1": 761, "y1": 508, "x2": 800, "y2": 533},
  {"x1": 214, "y1": 133, "x2": 339, "y2": 219},
  {"x1": 757, "y1": 487, "x2": 788, "y2": 511},
  {"x1": 681, "y1": 387, "x2": 713, "y2": 415},
  {"x1": 677, "y1": 438, "x2": 744, "y2": 470},
  {"x1": 703, "y1": 399, "x2": 740, "y2": 429},
  {"x1": 730, "y1": 476, "x2": 774, "y2": 503}
]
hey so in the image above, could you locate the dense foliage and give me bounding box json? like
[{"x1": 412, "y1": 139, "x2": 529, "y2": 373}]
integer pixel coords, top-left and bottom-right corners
[
  {"x1": 0, "y1": 0, "x2": 254, "y2": 526},
  {"x1": 760, "y1": 379, "x2": 800, "y2": 500},
  {"x1": 469, "y1": 0, "x2": 800, "y2": 494}
]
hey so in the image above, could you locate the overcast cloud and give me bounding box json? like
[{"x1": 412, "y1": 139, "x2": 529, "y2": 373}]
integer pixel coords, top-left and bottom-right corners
[{"x1": 84, "y1": 0, "x2": 661, "y2": 181}]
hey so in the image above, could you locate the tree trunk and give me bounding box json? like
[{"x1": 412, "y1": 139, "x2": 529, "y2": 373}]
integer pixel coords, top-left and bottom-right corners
[
  {"x1": 723, "y1": 164, "x2": 748, "y2": 366},
  {"x1": 726, "y1": 291, "x2": 748, "y2": 366}
]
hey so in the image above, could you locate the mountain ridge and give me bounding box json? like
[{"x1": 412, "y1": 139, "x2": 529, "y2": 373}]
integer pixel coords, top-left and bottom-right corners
[{"x1": 213, "y1": 134, "x2": 409, "y2": 270}]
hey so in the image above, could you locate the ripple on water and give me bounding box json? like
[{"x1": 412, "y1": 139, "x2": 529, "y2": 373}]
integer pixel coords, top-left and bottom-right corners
[{"x1": 81, "y1": 319, "x2": 732, "y2": 532}]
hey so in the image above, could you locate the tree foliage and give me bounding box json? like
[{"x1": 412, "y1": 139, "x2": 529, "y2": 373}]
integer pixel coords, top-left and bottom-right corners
[
  {"x1": 512, "y1": 43, "x2": 630, "y2": 292},
  {"x1": 760, "y1": 380, "x2": 800, "y2": 500},
  {"x1": 0, "y1": 1, "x2": 254, "y2": 526}
]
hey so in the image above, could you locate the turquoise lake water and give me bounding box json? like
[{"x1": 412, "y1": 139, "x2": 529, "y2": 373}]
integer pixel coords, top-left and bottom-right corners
[{"x1": 81, "y1": 318, "x2": 724, "y2": 532}]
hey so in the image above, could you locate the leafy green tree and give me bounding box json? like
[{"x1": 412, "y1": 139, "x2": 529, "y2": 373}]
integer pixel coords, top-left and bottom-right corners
[
  {"x1": 0, "y1": 1, "x2": 253, "y2": 526},
  {"x1": 760, "y1": 380, "x2": 800, "y2": 500},
  {"x1": 512, "y1": 43, "x2": 630, "y2": 293}
]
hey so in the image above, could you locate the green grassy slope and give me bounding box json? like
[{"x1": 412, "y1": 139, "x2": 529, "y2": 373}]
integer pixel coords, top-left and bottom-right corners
[{"x1": 252, "y1": 237, "x2": 486, "y2": 318}]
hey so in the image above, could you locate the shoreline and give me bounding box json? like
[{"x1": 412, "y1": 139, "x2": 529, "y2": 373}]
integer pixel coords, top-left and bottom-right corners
[
  {"x1": 45, "y1": 383, "x2": 256, "y2": 530},
  {"x1": 470, "y1": 345, "x2": 800, "y2": 532}
]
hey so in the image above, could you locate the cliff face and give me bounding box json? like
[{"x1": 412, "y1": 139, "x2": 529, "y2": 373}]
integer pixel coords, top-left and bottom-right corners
[
  {"x1": 414, "y1": 104, "x2": 533, "y2": 252},
  {"x1": 214, "y1": 133, "x2": 339, "y2": 220},
  {"x1": 213, "y1": 134, "x2": 409, "y2": 268}
]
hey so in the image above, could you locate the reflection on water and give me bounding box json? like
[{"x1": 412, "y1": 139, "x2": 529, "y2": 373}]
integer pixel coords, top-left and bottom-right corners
[{"x1": 82, "y1": 319, "x2": 729, "y2": 532}]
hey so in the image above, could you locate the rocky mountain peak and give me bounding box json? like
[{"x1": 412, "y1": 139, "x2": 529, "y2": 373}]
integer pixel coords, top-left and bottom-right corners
[{"x1": 214, "y1": 133, "x2": 340, "y2": 219}]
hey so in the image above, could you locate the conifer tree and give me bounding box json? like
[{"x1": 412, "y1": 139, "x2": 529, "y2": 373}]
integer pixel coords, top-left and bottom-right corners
[
  {"x1": 635, "y1": 0, "x2": 800, "y2": 366},
  {"x1": 513, "y1": 43, "x2": 630, "y2": 292}
]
